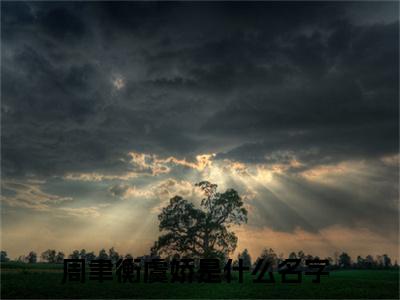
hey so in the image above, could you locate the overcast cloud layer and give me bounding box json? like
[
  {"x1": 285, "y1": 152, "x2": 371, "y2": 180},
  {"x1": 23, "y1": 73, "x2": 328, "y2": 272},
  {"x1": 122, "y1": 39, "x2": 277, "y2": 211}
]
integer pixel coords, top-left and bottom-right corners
[{"x1": 1, "y1": 2, "x2": 399, "y2": 259}]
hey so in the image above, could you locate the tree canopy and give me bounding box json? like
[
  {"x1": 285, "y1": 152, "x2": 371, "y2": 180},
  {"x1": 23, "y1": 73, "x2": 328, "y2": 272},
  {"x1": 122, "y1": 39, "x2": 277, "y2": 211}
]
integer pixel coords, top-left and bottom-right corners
[{"x1": 151, "y1": 181, "x2": 248, "y2": 260}]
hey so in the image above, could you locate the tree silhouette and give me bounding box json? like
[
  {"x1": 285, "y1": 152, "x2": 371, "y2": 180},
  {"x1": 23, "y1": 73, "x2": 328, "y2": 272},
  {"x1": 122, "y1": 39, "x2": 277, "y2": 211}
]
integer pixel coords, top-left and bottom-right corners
[
  {"x1": 108, "y1": 247, "x2": 120, "y2": 264},
  {"x1": 69, "y1": 250, "x2": 80, "y2": 259},
  {"x1": 338, "y1": 252, "x2": 351, "y2": 268},
  {"x1": 79, "y1": 249, "x2": 87, "y2": 260},
  {"x1": 85, "y1": 251, "x2": 96, "y2": 262},
  {"x1": 125, "y1": 253, "x2": 133, "y2": 259},
  {"x1": 237, "y1": 249, "x2": 252, "y2": 269},
  {"x1": 297, "y1": 250, "x2": 306, "y2": 267},
  {"x1": 1, "y1": 250, "x2": 9, "y2": 262},
  {"x1": 41, "y1": 249, "x2": 56, "y2": 263},
  {"x1": 151, "y1": 181, "x2": 247, "y2": 260},
  {"x1": 382, "y1": 254, "x2": 391, "y2": 268},
  {"x1": 27, "y1": 251, "x2": 37, "y2": 263},
  {"x1": 257, "y1": 248, "x2": 278, "y2": 269},
  {"x1": 98, "y1": 248, "x2": 109, "y2": 259},
  {"x1": 55, "y1": 251, "x2": 65, "y2": 263},
  {"x1": 365, "y1": 255, "x2": 375, "y2": 268}
]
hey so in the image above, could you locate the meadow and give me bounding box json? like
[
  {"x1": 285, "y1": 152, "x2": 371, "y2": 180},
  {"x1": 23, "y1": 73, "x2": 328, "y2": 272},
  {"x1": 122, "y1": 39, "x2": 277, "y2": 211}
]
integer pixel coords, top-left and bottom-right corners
[{"x1": 1, "y1": 262, "x2": 399, "y2": 299}]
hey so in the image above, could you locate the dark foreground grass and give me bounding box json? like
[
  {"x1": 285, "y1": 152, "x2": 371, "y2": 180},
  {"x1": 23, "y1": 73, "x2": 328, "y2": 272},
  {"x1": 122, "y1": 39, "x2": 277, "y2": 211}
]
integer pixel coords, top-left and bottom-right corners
[{"x1": 1, "y1": 263, "x2": 399, "y2": 299}]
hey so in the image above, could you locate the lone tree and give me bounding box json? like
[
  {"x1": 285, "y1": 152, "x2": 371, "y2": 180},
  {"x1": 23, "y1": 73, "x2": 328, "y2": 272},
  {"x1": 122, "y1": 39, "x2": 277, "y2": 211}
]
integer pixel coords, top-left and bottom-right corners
[{"x1": 151, "y1": 181, "x2": 248, "y2": 261}]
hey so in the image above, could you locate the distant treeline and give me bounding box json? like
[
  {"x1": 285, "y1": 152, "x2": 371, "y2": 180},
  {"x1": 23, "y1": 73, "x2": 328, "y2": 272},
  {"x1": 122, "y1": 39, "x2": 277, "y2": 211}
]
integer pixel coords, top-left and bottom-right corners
[{"x1": 1, "y1": 248, "x2": 397, "y2": 270}]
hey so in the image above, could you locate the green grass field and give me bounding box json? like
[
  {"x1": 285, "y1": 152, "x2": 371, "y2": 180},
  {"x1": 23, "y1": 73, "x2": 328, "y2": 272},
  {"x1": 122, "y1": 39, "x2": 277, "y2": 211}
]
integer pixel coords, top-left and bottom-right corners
[{"x1": 1, "y1": 262, "x2": 399, "y2": 299}]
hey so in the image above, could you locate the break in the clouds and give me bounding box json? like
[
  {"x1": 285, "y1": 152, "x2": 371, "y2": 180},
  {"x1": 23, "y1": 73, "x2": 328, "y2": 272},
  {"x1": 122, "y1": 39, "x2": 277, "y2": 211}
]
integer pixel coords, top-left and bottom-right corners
[{"x1": 1, "y1": 2, "x2": 398, "y2": 260}]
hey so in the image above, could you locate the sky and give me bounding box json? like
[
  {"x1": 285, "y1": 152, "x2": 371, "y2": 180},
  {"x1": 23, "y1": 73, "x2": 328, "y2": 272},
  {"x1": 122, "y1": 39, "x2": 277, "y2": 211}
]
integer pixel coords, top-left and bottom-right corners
[{"x1": 1, "y1": 1, "x2": 399, "y2": 261}]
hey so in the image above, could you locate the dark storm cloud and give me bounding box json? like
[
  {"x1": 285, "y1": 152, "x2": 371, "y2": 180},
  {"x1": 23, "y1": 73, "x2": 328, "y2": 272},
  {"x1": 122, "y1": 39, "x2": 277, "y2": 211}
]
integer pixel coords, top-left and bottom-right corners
[{"x1": 1, "y1": 1, "x2": 398, "y2": 178}]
